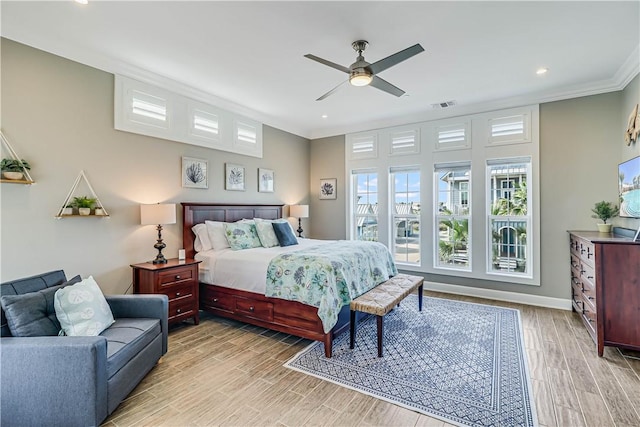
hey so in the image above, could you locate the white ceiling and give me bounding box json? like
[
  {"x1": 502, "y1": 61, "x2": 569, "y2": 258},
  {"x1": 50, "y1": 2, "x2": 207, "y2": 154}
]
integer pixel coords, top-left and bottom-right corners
[{"x1": 2, "y1": 1, "x2": 639, "y2": 139}]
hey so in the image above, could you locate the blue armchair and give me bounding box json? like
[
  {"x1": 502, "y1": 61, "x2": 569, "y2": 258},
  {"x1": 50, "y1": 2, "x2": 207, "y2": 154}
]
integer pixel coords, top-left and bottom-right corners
[{"x1": 1, "y1": 270, "x2": 168, "y2": 427}]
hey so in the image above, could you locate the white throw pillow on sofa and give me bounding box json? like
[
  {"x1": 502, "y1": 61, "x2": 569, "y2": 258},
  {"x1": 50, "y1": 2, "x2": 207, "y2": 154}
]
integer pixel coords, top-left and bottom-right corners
[{"x1": 54, "y1": 276, "x2": 115, "y2": 336}]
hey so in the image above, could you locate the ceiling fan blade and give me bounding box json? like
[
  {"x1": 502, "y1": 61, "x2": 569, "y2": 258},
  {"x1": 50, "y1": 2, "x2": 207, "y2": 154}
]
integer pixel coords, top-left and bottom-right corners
[
  {"x1": 316, "y1": 80, "x2": 348, "y2": 101},
  {"x1": 368, "y1": 44, "x2": 425, "y2": 75},
  {"x1": 304, "y1": 54, "x2": 351, "y2": 74},
  {"x1": 369, "y1": 76, "x2": 405, "y2": 97}
]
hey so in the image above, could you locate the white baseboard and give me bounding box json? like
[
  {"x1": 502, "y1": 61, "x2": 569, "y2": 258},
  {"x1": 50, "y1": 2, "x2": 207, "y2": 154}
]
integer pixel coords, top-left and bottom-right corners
[{"x1": 424, "y1": 281, "x2": 572, "y2": 311}]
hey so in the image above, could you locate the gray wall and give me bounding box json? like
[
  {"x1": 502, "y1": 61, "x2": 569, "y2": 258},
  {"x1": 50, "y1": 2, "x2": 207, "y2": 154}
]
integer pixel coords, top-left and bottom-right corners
[
  {"x1": 0, "y1": 39, "x2": 310, "y2": 293},
  {"x1": 309, "y1": 85, "x2": 640, "y2": 300},
  {"x1": 309, "y1": 135, "x2": 345, "y2": 240}
]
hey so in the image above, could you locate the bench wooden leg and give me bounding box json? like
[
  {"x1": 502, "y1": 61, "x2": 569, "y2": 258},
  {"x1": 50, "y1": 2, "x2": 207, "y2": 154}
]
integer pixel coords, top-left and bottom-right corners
[
  {"x1": 418, "y1": 283, "x2": 423, "y2": 311},
  {"x1": 377, "y1": 315, "x2": 384, "y2": 357},
  {"x1": 350, "y1": 310, "x2": 356, "y2": 349}
]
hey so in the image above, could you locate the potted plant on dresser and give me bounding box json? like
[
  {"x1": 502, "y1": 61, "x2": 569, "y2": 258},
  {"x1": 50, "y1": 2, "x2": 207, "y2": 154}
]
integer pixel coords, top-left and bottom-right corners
[
  {"x1": 0, "y1": 158, "x2": 30, "y2": 180},
  {"x1": 591, "y1": 200, "x2": 619, "y2": 233},
  {"x1": 72, "y1": 196, "x2": 97, "y2": 216}
]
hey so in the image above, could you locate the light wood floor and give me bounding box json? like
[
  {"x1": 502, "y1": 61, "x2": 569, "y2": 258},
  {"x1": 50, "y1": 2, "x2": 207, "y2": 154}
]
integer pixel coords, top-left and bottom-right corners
[{"x1": 103, "y1": 291, "x2": 640, "y2": 427}]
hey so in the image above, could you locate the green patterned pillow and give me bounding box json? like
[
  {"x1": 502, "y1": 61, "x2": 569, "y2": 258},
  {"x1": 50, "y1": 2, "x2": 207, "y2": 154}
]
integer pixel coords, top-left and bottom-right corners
[
  {"x1": 224, "y1": 222, "x2": 262, "y2": 250},
  {"x1": 254, "y1": 218, "x2": 280, "y2": 248},
  {"x1": 54, "y1": 276, "x2": 115, "y2": 336}
]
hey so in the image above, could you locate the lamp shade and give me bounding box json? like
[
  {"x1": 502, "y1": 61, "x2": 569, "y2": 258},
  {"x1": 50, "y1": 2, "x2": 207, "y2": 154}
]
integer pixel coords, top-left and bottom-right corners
[
  {"x1": 290, "y1": 204, "x2": 309, "y2": 219},
  {"x1": 140, "y1": 203, "x2": 176, "y2": 225}
]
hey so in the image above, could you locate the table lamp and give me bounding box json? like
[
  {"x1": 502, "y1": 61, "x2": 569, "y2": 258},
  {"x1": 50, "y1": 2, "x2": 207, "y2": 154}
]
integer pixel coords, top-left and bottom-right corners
[
  {"x1": 290, "y1": 204, "x2": 309, "y2": 237},
  {"x1": 140, "y1": 203, "x2": 176, "y2": 264}
]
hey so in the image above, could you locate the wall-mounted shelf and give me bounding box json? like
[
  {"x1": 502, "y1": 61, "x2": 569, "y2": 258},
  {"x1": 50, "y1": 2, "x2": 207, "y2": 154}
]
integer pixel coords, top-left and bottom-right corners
[
  {"x1": 55, "y1": 170, "x2": 110, "y2": 219},
  {"x1": 1, "y1": 131, "x2": 35, "y2": 185}
]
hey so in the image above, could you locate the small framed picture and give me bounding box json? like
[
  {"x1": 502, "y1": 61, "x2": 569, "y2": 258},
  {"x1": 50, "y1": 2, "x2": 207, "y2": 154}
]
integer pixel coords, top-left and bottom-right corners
[
  {"x1": 182, "y1": 157, "x2": 208, "y2": 189},
  {"x1": 258, "y1": 168, "x2": 274, "y2": 193},
  {"x1": 225, "y1": 163, "x2": 245, "y2": 191},
  {"x1": 319, "y1": 178, "x2": 337, "y2": 200}
]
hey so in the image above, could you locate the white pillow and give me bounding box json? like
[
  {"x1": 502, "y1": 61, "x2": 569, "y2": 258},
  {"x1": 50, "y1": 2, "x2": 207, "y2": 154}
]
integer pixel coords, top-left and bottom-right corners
[
  {"x1": 54, "y1": 276, "x2": 115, "y2": 336},
  {"x1": 192, "y1": 223, "x2": 213, "y2": 252},
  {"x1": 205, "y1": 220, "x2": 231, "y2": 250},
  {"x1": 254, "y1": 218, "x2": 280, "y2": 248}
]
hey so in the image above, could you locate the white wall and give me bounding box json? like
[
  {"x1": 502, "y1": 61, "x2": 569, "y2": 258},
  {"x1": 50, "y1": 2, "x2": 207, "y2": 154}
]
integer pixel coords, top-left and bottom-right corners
[{"x1": 0, "y1": 39, "x2": 310, "y2": 293}]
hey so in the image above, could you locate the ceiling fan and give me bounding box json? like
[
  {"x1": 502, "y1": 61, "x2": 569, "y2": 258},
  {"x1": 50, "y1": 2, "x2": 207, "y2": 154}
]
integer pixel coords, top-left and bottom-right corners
[{"x1": 304, "y1": 40, "x2": 425, "y2": 101}]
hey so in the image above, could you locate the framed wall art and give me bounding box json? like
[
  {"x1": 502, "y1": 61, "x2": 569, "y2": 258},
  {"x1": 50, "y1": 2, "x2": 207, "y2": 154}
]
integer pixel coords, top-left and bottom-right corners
[
  {"x1": 319, "y1": 178, "x2": 337, "y2": 200},
  {"x1": 225, "y1": 163, "x2": 245, "y2": 191},
  {"x1": 182, "y1": 157, "x2": 208, "y2": 189},
  {"x1": 258, "y1": 168, "x2": 274, "y2": 193}
]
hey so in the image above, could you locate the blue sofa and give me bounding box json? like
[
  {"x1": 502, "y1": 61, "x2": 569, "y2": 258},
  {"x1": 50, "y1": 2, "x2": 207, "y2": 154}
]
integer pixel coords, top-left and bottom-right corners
[{"x1": 0, "y1": 270, "x2": 169, "y2": 427}]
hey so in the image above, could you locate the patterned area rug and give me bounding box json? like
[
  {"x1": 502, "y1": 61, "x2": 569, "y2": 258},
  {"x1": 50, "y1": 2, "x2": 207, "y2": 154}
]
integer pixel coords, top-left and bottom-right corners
[{"x1": 285, "y1": 295, "x2": 537, "y2": 427}]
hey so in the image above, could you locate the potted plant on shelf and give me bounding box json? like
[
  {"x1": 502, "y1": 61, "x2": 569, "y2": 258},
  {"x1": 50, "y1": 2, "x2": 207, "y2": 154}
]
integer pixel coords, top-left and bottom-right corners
[
  {"x1": 591, "y1": 200, "x2": 619, "y2": 233},
  {"x1": 62, "y1": 204, "x2": 74, "y2": 215},
  {"x1": 0, "y1": 158, "x2": 31, "y2": 180},
  {"x1": 72, "y1": 196, "x2": 97, "y2": 216}
]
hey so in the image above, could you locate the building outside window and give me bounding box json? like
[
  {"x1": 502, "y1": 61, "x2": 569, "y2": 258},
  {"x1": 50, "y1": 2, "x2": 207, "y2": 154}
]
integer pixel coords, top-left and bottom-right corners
[
  {"x1": 353, "y1": 172, "x2": 378, "y2": 241},
  {"x1": 391, "y1": 169, "x2": 420, "y2": 265},
  {"x1": 435, "y1": 164, "x2": 471, "y2": 270}
]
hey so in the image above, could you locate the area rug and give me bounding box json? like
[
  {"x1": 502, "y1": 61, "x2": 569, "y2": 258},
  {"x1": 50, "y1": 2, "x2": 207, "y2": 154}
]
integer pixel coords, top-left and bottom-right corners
[{"x1": 285, "y1": 295, "x2": 537, "y2": 427}]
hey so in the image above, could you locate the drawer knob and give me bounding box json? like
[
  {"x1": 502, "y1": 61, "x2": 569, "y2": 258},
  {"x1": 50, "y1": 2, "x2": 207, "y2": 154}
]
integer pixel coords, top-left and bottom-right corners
[
  {"x1": 587, "y1": 296, "x2": 594, "y2": 300},
  {"x1": 249, "y1": 306, "x2": 255, "y2": 312},
  {"x1": 176, "y1": 292, "x2": 181, "y2": 297},
  {"x1": 213, "y1": 298, "x2": 218, "y2": 303},
  {"x1": 587, "y1": 318, "x2": 594, "y2": 323},
  {"x1": 177, "y1": 308, "x2": 182, "y2": 314},
  {"x1": 587, "y1": 275, "x2": 593, "y2": 280},
  {"x1": 175, "y1": 275, "x2": 181, "y2": 279}
]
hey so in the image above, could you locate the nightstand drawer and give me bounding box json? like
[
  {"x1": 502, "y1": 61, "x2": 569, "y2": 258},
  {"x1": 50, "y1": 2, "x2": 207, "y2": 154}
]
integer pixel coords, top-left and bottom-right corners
[
  {"x1": 169, "y1": 298, "x2": 197, "y2": 322},
  {"x1": 164, "y1": 283, "x2": 195, "y2": 302},
  {"x1": 158, "y1": 266, "x2": 195, "y2": 288}
]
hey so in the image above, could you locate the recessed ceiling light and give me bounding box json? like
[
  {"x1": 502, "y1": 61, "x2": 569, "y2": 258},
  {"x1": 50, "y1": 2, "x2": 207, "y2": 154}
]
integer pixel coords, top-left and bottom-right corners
[
  {"x1": 321, "y1": 114, "x2": 328, "y2": 119},
  {"x1": 536, "y1": 68, "x2": 548, "y2": 75},
  {"x1": 75, "y1": 0, "x2": 88, "y2": 4}
]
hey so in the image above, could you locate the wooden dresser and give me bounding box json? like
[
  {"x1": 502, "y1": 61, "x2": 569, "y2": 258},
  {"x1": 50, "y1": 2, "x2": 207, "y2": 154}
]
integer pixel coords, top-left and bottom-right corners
[
  {"x1": 131, "y1": 258, "x2": 201, "y2": 326},
  {"x1": 569, "y1": 230, "x2": 640, "y2": 356}
]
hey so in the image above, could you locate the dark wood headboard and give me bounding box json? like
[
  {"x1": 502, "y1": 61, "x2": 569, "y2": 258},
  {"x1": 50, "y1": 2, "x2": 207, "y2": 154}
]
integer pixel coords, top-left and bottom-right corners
[{"x1": 182, "y1": 203, "x2": 284, "y2": 259}]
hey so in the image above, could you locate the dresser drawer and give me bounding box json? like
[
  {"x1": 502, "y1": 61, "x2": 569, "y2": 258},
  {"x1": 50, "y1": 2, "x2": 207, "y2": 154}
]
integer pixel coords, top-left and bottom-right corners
[
  {"x1": 580, "y1": 262, "x2": 596, "y2": 286},
  {"x1": 157, "y1": 266, "x2": 196, "y2": 288},
  {"x1": 581, "y1": 280, "x2": 596, "y2": 309},
  {"x1": 235, "y1": 297, "x2": 274, "y2": 321},
  {"x1": 578, "y1": 240, "x2": 595, "y2": 267},
  {"x1": 581, "y1": 300, "x2": 597, "y2": 336}
]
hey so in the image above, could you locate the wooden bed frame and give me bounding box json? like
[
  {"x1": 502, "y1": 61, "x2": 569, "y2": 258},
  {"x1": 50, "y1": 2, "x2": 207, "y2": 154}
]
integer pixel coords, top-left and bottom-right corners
[{"x1": 182, "y1": 202, "x2": 350, "y2": 357}]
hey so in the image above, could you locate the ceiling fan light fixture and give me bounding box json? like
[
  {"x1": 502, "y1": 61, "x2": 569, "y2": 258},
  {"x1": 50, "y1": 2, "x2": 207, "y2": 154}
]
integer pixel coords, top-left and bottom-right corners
[{"x1": 350, "y1": 70, "x2": 372, "y2": 87}]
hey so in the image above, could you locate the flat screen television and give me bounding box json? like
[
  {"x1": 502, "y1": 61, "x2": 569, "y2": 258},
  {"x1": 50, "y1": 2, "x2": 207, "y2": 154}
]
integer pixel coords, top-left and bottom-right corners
[{"x1": 619, "y1": 155, "x2": 640, "y2": 218}]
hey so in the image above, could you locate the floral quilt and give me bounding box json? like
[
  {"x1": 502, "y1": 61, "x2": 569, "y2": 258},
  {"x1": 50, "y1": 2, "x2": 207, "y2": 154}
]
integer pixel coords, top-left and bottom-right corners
[{"x1": 265, "y1": 241, "x2": 398, "y2": 333}]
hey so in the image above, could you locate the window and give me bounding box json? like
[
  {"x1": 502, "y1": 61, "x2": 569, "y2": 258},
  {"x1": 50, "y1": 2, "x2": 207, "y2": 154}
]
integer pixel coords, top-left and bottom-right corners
[
  {"x1": 389, "y1": 129, "x2": 419, "y2": 156},
  {"x1": 391, "y1": 168, "x2": 420, "y2": 265},
  {"x1": 487, "y1": 159, "x2": 531, "y2": 276},
  {"x1": 435, "y1": 122, "x2": 470, "y2": 150},
  {"x1": 115, "y1": 75, "x2": 263, "y2": 157},
  {"x1": 488, "y1": 114, "x2": 530, "y2": 145},
  {"x1": 348, "y1": 133, "x2": 378, "y2": 160},
  {"x1": 352, "y1": 172, "x2": 378, "y2": 241},
  {"x1": 434, "y1": 164, "x2": 471, "y2": 270}
]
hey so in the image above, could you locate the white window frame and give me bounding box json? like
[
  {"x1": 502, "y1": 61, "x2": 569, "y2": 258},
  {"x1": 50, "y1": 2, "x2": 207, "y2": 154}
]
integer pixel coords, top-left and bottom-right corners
[
  {"x1": 351, "y1": 170, "x2": 379, "y2": 242},
  {"x1": 486, "y1": 158, "x2": 532, "y2": 278},
  {"x1": 390, "y1": 167, "x2": 421, "y2": 266}
]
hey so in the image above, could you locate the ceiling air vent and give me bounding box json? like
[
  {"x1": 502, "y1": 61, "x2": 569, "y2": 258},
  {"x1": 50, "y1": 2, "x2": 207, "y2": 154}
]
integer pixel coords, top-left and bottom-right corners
[{"x1": 431, "y1": 100, "x2": 457, "y2": 109}]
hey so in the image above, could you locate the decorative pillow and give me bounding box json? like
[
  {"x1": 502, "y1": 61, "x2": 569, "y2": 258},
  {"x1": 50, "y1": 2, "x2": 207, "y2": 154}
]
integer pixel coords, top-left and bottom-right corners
[
  {"x1": 192, "y1": 223, "x2": 213, "y2": 252},
  {"x1": 54, "y1": 276, "x2": 115, "y2": 336},
  {"x1": 254, "y1": 218, "x2": 280, "y2": 248},
  {"x1": 0, "y1": 275, "x2": 81, "y2": 337},
  {"x1": 205, "y1": 220, "x2": 231, "y2": 250},
  {"x1": 272, "y1": 222, "x2": 298, "y2": 247},
  {"x1": 224, "y1": 222, "x2": 263, "y2": 250}
]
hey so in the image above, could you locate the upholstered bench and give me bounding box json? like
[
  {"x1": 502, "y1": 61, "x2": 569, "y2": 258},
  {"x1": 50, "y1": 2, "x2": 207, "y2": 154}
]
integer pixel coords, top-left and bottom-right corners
[{"x1": 349, "y1": 273, "x2": 424, "y2": 357}]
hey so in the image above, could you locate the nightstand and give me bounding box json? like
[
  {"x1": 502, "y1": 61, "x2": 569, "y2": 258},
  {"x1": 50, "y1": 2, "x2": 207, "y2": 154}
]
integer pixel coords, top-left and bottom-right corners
[{"x1": 131, "y1": 258, "x2": 201, "y2": 326}]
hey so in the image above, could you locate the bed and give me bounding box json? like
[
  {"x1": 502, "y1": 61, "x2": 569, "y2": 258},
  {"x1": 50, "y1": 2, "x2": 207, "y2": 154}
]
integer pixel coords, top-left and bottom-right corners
[{"x1": 182, "y1": 202, "x2": 396, "y2": 357}]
